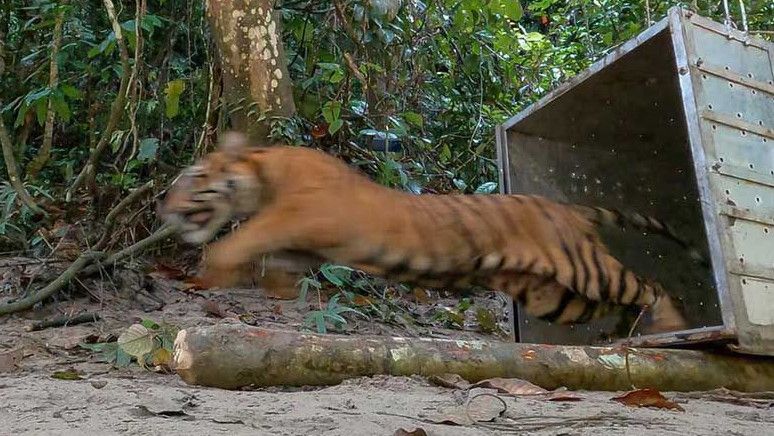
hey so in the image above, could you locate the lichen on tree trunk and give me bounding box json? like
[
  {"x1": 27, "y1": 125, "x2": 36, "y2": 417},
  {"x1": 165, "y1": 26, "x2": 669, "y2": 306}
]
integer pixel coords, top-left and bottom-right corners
[{"x1": 206, "y1": 0, "x2": 296, "y2": 140}]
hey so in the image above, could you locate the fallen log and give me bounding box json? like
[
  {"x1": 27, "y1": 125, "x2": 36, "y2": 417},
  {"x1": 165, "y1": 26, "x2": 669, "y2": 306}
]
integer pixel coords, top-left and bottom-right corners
[{"x1": 173, "y1": 324, "x2": 774, "y2": 392}]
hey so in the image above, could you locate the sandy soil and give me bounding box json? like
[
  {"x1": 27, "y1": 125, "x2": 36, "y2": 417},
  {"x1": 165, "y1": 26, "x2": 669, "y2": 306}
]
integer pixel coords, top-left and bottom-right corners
[
  {"x1": 1, "y1": 259, "x2": 772, "y2": 435},
  {"x1": 2, "y1": 369, "x2": 772, "y2": 435}
]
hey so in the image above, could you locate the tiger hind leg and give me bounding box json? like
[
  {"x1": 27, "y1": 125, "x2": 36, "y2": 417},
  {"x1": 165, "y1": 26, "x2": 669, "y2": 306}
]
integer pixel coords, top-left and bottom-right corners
[{"x1": 492, "y1": 272, "x2": 686, "y2": 334}]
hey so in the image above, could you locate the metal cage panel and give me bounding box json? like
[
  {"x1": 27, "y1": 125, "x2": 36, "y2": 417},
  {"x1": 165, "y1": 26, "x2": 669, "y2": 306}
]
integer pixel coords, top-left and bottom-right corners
[{"x1": 496, "y1": 8, "x2": 774, "y2": 355}]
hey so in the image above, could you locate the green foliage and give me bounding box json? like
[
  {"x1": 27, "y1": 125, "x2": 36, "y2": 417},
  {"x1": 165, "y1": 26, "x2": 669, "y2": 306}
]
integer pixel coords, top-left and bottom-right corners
[
  {"x1": 79, "y1": 319, "x2": 178, "y2": 369},
  {"x1": 1, "y1": 0, "x2": 771, "y2": 321},
  {"x1": 298, "y1": 264, "x2": 370, "y2": 333},
  {"x1": 0, "y1": 182, "x2": 52, "y2": 248}
]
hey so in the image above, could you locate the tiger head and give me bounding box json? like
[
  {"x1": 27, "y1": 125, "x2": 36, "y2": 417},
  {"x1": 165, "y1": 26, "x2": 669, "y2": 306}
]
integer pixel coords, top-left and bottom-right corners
[{"x1": 158, "y1": 131, "x2": 264, "y2": 244}]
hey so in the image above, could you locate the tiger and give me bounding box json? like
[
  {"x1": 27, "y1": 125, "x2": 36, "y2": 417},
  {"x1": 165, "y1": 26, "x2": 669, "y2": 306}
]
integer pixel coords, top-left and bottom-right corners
[{"x1": 159, "y1": 131, "x2": 701, "y2": 334}]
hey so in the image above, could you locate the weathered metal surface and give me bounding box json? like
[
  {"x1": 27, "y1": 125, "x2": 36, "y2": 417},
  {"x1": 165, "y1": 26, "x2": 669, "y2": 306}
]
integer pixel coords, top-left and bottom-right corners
[
  {"x1": 497, "y1": 7, "x2": 774, "y2": 355},
  {"x1": 681, "y1": 9, "x2": 774, "y2": 354}
]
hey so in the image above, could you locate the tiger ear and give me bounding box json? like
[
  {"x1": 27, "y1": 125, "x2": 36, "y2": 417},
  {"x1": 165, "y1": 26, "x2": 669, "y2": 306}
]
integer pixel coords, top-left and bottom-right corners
[{"x1": 218, "y1": 131, "x2": 250, "y2": 158}]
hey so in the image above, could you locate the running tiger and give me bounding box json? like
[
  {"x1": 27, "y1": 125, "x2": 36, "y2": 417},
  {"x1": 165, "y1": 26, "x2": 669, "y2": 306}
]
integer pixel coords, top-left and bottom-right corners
[{"x1": 159, "y1": 131, "x2": 698, "y2": 334}]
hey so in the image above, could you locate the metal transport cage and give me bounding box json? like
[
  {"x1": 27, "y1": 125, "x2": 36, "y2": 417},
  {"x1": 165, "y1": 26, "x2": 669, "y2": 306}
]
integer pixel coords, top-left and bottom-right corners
[{"x1": 495, "y1": 7, "x2": 773, "y2": 356}]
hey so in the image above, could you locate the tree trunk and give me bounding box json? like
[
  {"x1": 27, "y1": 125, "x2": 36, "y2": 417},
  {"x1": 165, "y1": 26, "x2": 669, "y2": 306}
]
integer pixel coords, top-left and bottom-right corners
[
  {"x1": 206, "y1": 0, "x2": 296, "y2": 140},
  {"x1": 173, "y1": 324, "x2": 774, "y2": 393}
]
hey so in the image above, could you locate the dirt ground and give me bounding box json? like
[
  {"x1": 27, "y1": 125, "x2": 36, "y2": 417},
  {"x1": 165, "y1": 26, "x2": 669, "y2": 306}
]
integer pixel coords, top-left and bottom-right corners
[{"x1": 1, "y1": 258, "x2": 773, "y2": 435}]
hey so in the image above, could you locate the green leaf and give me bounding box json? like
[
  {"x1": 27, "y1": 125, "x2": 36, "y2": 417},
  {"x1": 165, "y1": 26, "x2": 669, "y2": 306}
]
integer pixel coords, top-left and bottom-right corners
[
  {"x1": 137, "y1": 138, "x2": 160, "y2": 162},
  {"x1": 51, "y1": 370, "x2": 83, "y2": 380},
  {"x1": 320, "y1": 265, "x2": 346, "y2": 286},
  {"x1": 87, "y1": 45, "x2": 101, "y2": 58},
  {"x1": 403, "y1": 111, "x2": 423, "y2": 128},
  {"x1": 14, "y1": 102, "x2": 29, "y2": 128},
  {"x1": 490, "y1": 0, "x2": 524, "y2": 21},
  {"x1": 318, "y1": 63, "x2": 344, "y2": 84},
  {"x1": 475, "y1": 182, "x2": 497, "y2": 194},
  {"x1": 163, "y1": 79, "x2": 186, "y2": 119},
  {"x1": 115, "y1": 348, "x2": 132, "y2": 368},
  {"x1": 439, "y1": 144, "x2": 452, "y2": 163},
  {"x1": 50, "y1": 93, "x2": 70, "y2": 122},
  {"x1": 322, "y1": 101, "x2": 341, "y2": 124},
  {"x1": 328, "y1": 118, "x2": 344, "y2": 135},
  {"x1": 140, "y1": 318, "x2": 160, "y2": 330},
  {"x1": 60, "y1": 84, "x2": 83, "y2": 100},
  {"x1": 117, "y1": 324, "x2": 154, "y2": 363},
  {"x1": 34, "y1": 98, "x2": 48, "y2": 126}
]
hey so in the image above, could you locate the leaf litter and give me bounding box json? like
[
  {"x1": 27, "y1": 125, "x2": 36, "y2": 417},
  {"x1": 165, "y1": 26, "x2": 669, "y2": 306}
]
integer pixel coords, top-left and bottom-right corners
[{"x1": 612, "y1": 388, "x2": 685, "y2": 412}]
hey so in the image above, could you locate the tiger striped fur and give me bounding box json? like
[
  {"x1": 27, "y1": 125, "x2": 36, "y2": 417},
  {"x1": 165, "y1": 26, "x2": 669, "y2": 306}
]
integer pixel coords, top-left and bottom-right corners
[{"x1": 159, "y1": 131, "x2": 695, "y2": 334}]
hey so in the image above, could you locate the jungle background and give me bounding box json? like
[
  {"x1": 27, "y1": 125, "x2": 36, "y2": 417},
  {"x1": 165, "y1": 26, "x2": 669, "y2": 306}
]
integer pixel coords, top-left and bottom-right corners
[
  {"x1": 0, "y1": 0, "x2": 772, "y2": 348},
  {"x1": 1, "y1": 1, "x2": 773, "y2": 434},
  {"x1": 1, "y1": 0, "x2": 773, "y2": 354}
]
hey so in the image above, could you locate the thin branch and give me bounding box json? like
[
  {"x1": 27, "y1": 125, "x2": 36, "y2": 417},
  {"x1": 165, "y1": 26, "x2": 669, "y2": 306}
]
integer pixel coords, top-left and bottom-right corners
[
  {"x1": 0, "y1": 107, "x2": 44, "y2": 215},
  {"x1": 342, "y1": 52, "x2": 368, "y2": 92},
  {"x1": 0, "y1": 252, "x2": 98, "y2": 316},
  {"x1": 24, "y1": 312, "x2": 101, "y2": 332},
  {"x1": 121, "y1": 0, "x2": 145, "y2": 171},
  {"x1": 66, "y1": 0, "x2": 131, "y2": 200},
  {"x1": 332, "y1": 0, "x2": 362, "y2": 45},
  {"x1": 0, "y1": 225, "x2": 175, "y2": 316},
  {"x1": 81, "y1": 225, "x2": 177, "y2": 276},
  {"x1": 92, "y1": 180, "x2": 154, "y2": 251},
  {"x1": 26, "y1": 1, "x2": 67, "y2": 179}
]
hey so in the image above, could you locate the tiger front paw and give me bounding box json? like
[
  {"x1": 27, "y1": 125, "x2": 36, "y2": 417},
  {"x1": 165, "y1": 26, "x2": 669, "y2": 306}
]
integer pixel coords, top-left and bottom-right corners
[{"x1": 197, "y1": 245, "x2": 246, "y2": 289}]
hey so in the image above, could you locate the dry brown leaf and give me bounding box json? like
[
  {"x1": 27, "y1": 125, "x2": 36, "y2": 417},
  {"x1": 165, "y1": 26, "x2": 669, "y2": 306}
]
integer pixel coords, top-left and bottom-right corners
[
  {"x1": 151, "y1": 262, "x2": 186, "y2": 280},
  {"x1": 547, "y1": 392, "x2": 584, "y2": 402},
  {"x1": 351, "y1": 295, "x2": 373, "y2": 306},
  {"x1": 471, "y1": 377, "x2": 548, "y2": 396},
  {"x1": 311, "y1": 123, "x2": 328, "y2": 139},
  {"x1": 394, "y1": 428, "x2": 428, "y2": 436},
  {"x1": 151, "y1": 347, "x2": 173, "y2": 367},
  {"x1": 430, "y1": 392, "x2": 506, "y2": 426},
  {"x1": 411, "y1": 288, "x2": 431, "y2": 304},
  {"x1": 428, "y1": 373, "x2": 471, "y2": 390},
  {"x1": 612, "y1": 388, "x2": 684, "y2": 411}
]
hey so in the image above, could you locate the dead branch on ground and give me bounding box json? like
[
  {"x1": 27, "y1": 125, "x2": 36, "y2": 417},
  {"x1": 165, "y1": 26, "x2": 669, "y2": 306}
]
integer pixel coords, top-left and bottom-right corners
[
  {"x1": 0, "y1": 180, "x2": 172, "y2": 316},
  {"x1": 24, "y1": 312, "x2": 101, "y2": 332},
  {"x1": 173, "y1": 324, "x2": 774, "y2": 393}
]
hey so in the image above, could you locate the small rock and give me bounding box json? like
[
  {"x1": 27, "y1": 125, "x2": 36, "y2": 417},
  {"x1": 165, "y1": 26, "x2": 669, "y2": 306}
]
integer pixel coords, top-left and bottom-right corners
[{"x1": 91, "y1": 380, "x2": 108, "y2": 389}]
